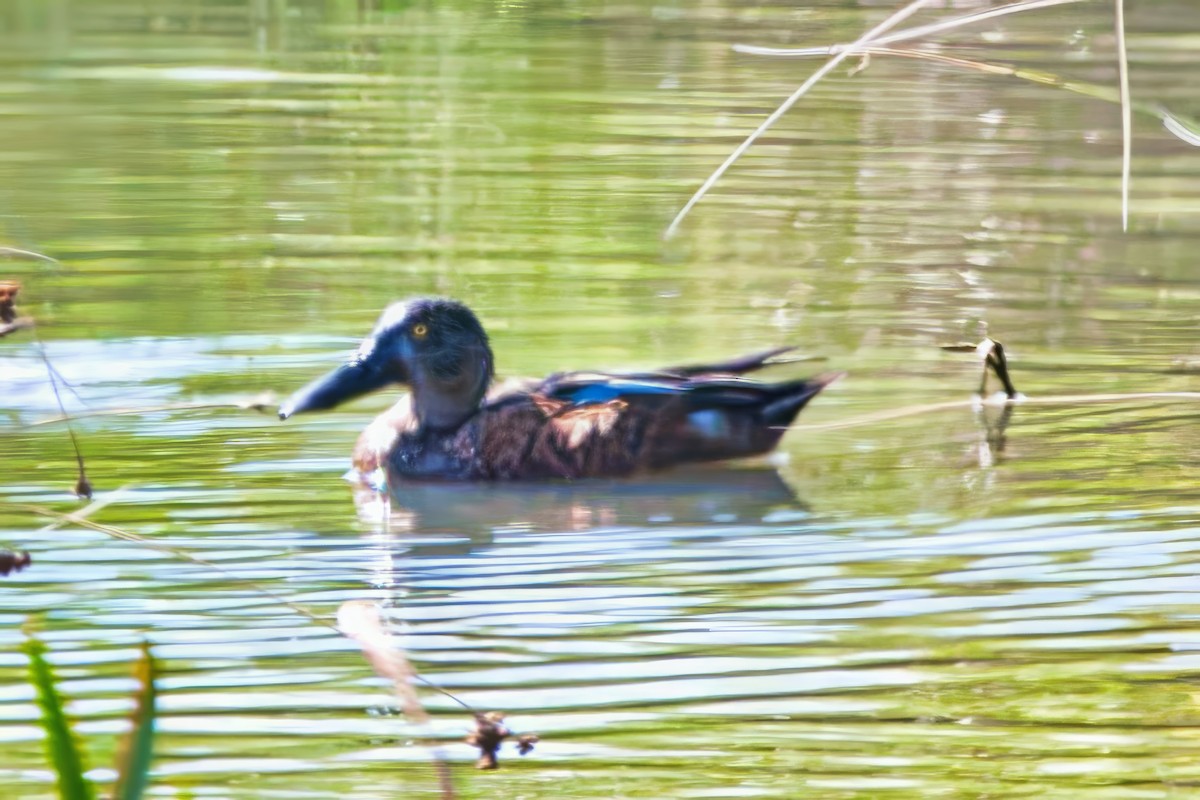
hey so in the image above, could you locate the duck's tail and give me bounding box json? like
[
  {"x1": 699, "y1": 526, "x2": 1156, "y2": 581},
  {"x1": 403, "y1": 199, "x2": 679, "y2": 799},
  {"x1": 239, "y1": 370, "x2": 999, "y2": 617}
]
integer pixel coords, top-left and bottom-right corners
[{"x1": 761, "y1": 371, "x2": 846, "y2": 428}]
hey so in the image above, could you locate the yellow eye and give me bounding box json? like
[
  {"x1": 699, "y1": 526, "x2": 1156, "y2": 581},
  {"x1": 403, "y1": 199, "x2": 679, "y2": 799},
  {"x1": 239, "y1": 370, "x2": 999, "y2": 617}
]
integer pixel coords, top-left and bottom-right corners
[{"x1": 412, "y1": 323, "x2": 428, "y2": 339}]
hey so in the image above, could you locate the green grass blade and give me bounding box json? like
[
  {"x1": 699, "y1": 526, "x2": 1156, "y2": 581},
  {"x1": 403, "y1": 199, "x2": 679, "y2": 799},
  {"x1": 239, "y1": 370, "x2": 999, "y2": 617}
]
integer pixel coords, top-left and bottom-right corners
[
  {"x1": 23, "y1": 636, "x2": 96, "y2": 800},
  {"x1": 112, "y1": 641, "x2": 158, "y2": 800}
]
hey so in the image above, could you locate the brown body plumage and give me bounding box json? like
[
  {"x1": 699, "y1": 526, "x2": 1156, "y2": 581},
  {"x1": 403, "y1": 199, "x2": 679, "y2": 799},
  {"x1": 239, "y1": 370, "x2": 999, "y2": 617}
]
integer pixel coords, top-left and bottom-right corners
[{"x1": 280, "y1": 299, "x2": 841, "y2": 484}]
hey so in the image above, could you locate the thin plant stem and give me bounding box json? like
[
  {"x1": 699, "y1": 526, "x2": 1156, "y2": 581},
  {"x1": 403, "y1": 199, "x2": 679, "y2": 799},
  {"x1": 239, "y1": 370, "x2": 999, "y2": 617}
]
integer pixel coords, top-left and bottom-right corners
[
  {"x1": 0, "y1": 246, "x2": 60, "y2": 265},
  {"x1": 740, "y1": 43, "x2": 1197, "y2": 135},
  {"x1": 36, "y1": 485, "x2": 133, "y2": 533},
  {"x1": 42, "y1": 358, "x2": 91, "y2": 409},
  {"x1": 663, "y1": 0, "x2": 938, "y2": 239},
  {"x1": 30, "y1": 397, "x2": 275, "y2": 427},
  {"x1": 13, "y1": 503, "x2": 473, "y2": 713},
  {"x1": 733, "y1": 0, "x2": 1089, "y2": 58},
  {"x1": 1162, "y1": 110, "x2": 1200, "y2": 146},
  {"x1": 36, "y1": 342, "x2": 90, "y2": 497},
  {"x1": 1115, "y1": 0, "x2": 1131, "y2": 230},
  {"x1": 790, "y1": 391, "x2": 1200, "y2": 433}
]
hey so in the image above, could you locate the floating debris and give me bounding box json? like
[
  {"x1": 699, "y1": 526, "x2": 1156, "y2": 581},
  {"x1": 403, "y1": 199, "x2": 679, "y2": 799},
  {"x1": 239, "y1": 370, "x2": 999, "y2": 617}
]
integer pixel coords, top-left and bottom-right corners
[
  {"x1": 466, "y1": 711, "x2": 538, "y2": 770},
  {"x1": 942, "y1": 337, "x2": 1018, "y2": 398},
  {"x1": 0, "y1": 550, "x2": 32, "y2": 577}
]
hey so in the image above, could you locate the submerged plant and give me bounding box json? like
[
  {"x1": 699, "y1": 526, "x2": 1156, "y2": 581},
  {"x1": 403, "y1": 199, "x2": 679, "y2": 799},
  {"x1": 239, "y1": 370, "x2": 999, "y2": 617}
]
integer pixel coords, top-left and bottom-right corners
[{"x1": 22, "y1": 631, "x2": 158, "y2": 800}]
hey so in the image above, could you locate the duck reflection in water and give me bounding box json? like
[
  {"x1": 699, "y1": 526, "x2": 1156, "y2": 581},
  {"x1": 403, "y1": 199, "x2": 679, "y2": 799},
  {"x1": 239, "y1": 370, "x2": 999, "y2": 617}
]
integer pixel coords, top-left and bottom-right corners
[
  {"x1": 352, "y1": 465, "x2": 807, "y2": 539},
  {"x1": 280, "y1": 298, "x2": 841, "y2": 486}
]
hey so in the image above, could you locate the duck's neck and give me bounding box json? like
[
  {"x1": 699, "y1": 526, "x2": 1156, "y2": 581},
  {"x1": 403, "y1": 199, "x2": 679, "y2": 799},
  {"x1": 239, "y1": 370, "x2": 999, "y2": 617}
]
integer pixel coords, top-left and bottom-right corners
[{"x1": 411, "y1": 348, "x2": 493, "y2": 431}]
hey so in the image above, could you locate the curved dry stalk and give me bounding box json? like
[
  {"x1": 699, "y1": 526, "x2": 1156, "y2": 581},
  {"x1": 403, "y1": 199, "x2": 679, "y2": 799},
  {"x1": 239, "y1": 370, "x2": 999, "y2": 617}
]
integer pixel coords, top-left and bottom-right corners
[
  {"x1": 732, "y1": 0, "x2": 1089, "y2": 58},
  {"x1": 731, "y1": 0, "x2": 1142, "y2": 231},
  {"x1": 735, "y1": 43, "x2": 1200, "y2": 137},
  {"x1": 0, "y1": 246, "x2": 60, "y2": 265},
  {"x1": 29, "y1": 396, "x2": 276, "y2": 427},
  {"x1": 338, "y1": 600, "x2": 457, "y2": 796},
  {"x1": 1115, "y1": 0, "x2": 1131, "y2": 230},
  {"x1": 36, "y1": 485, "x2": 133, "y2": 533},
  {"x1": 339, "y1": 601, "x2": 426, "y2": 721},
  {"x1": 663, "y1": 0, "x2": 939, "y2": 239},
  {"x1": 1163, "y1": 110, "x2": 1200, "y2": 146}
]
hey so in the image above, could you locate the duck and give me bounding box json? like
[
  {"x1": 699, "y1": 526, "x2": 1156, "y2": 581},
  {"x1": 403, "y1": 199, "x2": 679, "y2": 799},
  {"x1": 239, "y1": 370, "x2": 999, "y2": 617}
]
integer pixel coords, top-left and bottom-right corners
[{"x1": 278, "y1": 298, "x2": 842, "y2": 483}]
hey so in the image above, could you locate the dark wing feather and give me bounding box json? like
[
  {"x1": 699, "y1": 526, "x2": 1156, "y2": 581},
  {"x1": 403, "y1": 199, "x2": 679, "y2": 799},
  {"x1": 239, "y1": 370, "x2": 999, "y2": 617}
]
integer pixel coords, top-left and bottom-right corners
[
  {"x1": 471, "y1": 371, "x2": 843, "y2": 479},
  {"x1": 539, "y1": 374, "x2": 686, "y2": 405},
  {"x1": 535, "y1": 347, "x2": 803, "y2": 402},
  {"x1": 652, "y1": 346, "x2": 798, "y2": 378},
  {"x1": 539, "y1": 372, "x2": 822, "y2": 414}
]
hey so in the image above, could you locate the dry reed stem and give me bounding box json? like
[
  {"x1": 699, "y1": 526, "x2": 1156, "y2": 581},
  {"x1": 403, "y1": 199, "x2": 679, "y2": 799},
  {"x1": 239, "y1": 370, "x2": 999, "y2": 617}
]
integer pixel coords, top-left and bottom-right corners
[
  {"x1": 1115, "y1": 0, "x2": 1131, "y2": 230},
  {"x1": 337, "y1": 601, "x2": 456, "y2": 797},
  {"x1": 664, "y1": 0, "x2": 939, "y2": 239},
  {"x1": 791, "y1": 391, "x2": 1200, "y2": 434}
]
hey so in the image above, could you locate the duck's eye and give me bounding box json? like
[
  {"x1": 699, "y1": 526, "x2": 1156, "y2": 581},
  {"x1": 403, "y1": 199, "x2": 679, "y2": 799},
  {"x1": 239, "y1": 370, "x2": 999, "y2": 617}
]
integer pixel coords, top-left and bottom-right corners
[{"x1": 412, "y1": 323, "x2": 429, "y2": 340}]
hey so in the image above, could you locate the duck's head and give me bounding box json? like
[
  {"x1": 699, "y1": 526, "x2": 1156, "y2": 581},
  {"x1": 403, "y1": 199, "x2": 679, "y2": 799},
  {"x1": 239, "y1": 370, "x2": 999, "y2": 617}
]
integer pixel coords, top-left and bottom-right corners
[{"x1": 279, "y1": 298, "x2": 494, "y2": 430}]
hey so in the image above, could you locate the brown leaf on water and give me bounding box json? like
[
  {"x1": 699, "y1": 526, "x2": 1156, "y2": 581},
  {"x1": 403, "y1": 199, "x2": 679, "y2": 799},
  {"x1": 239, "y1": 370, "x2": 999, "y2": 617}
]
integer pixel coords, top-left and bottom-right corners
[{"x1": 0, "y1": 550, "x2": 32, "y2": 577}]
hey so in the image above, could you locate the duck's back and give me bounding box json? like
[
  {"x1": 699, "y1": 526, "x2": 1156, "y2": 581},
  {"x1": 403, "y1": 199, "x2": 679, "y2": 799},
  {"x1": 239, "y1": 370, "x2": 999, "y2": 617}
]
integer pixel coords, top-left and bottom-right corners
[
  {"x1": 460, "y1": 371, "x2": 840, "y2": 480},
  {"x1": 357, "y1": 367, "x2": 840, "y2": 483}
]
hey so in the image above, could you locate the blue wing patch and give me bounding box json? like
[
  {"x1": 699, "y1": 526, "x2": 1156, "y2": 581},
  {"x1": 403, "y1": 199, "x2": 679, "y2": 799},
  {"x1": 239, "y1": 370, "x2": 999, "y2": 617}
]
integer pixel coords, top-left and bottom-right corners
[{"x1": 562, "y1": 378, "x2": 685, "y2": 405}]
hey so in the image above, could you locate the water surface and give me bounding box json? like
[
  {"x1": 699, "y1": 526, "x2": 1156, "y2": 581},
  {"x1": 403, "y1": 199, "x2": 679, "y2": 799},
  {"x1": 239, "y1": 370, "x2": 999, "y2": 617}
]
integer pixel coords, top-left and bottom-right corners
[{"x1": 2, "y1": 2, "x2": 1200, "y2": 798}]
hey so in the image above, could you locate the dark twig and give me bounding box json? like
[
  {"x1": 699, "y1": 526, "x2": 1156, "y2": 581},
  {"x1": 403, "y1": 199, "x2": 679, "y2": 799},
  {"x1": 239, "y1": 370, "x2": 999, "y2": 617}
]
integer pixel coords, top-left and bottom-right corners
[
  {"x1": 941, "y1": 338, "x2": 1019, "y2": 398},
  {"x1": 983, "y1": 340, "x2": 1018, "y2": 399},
  {"x1": 2, "y1": 280, "x2": 92, "y2": 495},
  {"x1": 36, "y1": 345, "x2": 92, "y2": 498}
]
